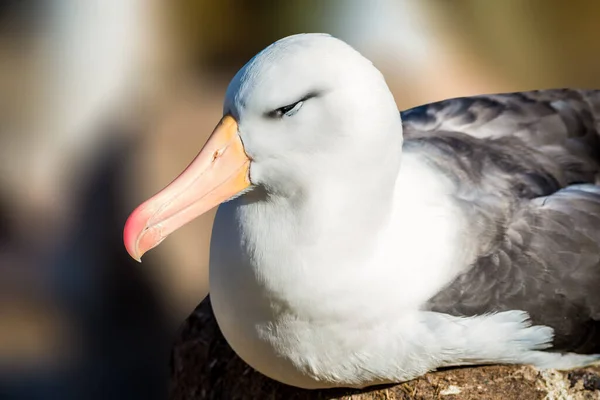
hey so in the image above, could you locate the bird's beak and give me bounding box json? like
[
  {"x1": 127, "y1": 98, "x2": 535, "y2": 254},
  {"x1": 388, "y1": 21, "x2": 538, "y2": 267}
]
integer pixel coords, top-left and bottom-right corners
[{"x1": 123, "y1": 115, "x2": 251, "y2": 261}]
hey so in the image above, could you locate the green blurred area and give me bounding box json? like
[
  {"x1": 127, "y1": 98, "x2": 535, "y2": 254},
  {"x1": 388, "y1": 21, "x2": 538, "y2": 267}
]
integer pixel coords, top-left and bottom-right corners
[
  {"x1": 167, "y1": 1, "x2": 600, "y2": 89},
  {"x1": 429, "y1": 0, "x2": 600, "y2": 86}
]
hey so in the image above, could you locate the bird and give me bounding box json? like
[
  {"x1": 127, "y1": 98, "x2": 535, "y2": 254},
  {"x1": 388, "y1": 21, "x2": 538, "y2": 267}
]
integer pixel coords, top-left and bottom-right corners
[{"x1": 123, "y1": 33, "x2": 600, "y2": 389}]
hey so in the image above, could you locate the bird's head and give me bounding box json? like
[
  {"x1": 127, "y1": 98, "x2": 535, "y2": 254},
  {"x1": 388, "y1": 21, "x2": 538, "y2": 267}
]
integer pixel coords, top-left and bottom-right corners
[{"x1": 124, "y1": 33, "x2": 402, "y2": 261}]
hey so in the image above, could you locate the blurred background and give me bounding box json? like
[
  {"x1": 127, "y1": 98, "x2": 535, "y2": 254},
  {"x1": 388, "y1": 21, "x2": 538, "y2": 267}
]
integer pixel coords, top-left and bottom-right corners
[{"x1": 1, "y1": 1, "x2": 599, "y2": 399}]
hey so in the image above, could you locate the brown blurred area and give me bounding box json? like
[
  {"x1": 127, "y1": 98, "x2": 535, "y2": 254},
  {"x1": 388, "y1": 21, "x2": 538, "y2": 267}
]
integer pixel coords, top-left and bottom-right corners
[{"x1": 0, "y1": 1, "x2": 599, "y2": 399}]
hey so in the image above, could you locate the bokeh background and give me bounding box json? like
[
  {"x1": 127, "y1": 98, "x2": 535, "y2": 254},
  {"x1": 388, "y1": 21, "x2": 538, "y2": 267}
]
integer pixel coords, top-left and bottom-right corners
[{"x1": 1, "y1": 1, "x2": 599, "y2": 399}]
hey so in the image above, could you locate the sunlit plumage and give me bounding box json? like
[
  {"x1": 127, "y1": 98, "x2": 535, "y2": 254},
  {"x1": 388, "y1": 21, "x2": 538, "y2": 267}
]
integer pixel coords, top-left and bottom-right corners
[{"x1": 125, "y1": 33, "x2": 600, "y2": 389}]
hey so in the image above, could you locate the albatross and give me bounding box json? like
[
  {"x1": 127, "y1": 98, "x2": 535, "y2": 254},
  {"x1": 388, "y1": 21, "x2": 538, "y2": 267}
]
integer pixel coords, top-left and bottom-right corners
[{"x1": 123, "y1": 33, "x2": 600, "y2": 389}]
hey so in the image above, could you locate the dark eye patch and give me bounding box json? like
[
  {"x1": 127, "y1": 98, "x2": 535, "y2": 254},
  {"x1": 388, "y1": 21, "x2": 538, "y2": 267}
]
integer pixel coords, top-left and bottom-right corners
[
  {"x1": 275, "y1": 102, "x2": 299, "y2": 116},
  {"x1": 265, "y1": 91, "x2": 320, "y2": 119}
]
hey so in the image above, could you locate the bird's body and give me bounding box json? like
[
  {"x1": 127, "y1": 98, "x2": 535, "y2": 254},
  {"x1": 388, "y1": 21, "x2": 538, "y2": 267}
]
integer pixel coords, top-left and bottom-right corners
[
  {"x1": 124, "y1": 34, "x2": 600, "y2": 389},
  {"x1": 210, "y1": 89, "x2": 600, "y2": 389},
  {"x1": 407, "y1": 90, "x2": 600, "y2": 354}
]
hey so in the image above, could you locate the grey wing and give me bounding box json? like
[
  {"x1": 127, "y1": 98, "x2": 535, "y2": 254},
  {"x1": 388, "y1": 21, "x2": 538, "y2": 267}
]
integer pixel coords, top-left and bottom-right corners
[
  {"x1": 426, "y1": 185, "x2": 600, "y2": 353},
  {"x1": 401, "y1": 89, "x2": 600, "y2": 184}
]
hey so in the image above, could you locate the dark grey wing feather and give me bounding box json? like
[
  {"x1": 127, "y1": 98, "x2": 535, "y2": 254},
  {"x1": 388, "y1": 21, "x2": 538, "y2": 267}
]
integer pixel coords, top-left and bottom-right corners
[
  {"x1": 404, "y1": 89, "x2": 600, "y2": 353},
  {"x1": 426, "y1": 186, "x2": 600, "y2": 353},
  {"x1": 401, "y1": 89, "x2": 600, "y2": 184}
]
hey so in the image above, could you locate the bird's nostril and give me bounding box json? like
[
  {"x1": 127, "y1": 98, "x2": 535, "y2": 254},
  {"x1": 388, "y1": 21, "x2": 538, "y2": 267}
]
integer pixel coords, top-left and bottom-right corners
[{"x1": 212, "y1": 146, "x2": 229, "y2": 162}]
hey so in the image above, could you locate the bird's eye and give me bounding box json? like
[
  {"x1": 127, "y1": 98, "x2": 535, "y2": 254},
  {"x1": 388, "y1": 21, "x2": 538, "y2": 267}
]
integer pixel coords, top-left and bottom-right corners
[{"x1": 270, "y1": 100, "x2": 304, "y2": 118}]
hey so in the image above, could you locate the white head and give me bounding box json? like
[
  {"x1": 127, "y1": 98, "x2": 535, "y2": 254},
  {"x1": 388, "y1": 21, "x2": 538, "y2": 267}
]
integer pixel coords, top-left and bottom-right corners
[
  {"x1": 226, "y1": 33, "x2": 403, "y2": 195},
  {"x1": 124, "y1": 33, "x2": 404, "y2": 260}
]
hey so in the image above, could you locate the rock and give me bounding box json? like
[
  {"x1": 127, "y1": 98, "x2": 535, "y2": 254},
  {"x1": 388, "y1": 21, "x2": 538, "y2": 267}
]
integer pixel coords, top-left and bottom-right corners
[{"x1": 170, "y1": 297, "x2": 600, "y2": 400}]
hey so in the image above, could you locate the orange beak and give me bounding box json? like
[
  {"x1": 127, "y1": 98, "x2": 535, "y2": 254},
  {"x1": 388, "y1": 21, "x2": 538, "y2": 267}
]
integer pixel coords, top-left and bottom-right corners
[{"x1": 123, "y1": 115, "x2": 251, "y2": 261}]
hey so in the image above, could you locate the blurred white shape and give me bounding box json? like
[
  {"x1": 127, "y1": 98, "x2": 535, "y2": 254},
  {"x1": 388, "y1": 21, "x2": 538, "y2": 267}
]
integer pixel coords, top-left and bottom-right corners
[
  {"x1": 39, "y1": 0, "x2": 145, "y2": 178},
  {"x1": 5, "y1": 0, "x2": 152, "y2": 228},
  {"x1": 47, "y1": 0, "x2": 143, "y2": 145},
  {"x1": 329, "y1": 0, "x2": 435, "y2": 72}
]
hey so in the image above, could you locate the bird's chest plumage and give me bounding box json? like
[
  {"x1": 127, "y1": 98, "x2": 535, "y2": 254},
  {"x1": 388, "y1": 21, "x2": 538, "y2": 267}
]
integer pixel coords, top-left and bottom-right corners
[
  {"x1": 207, "y1": 192, "x2": 468, "y2": 387},
  {"x1": 208, "y1": 200, "x2": 395, "y2": 387},
  {"x1": 208, "y1": 201, "x2": 326, "y2": 386},
  {"x1": 209, "y1": 244, "x2": 368, "y2": 388}
]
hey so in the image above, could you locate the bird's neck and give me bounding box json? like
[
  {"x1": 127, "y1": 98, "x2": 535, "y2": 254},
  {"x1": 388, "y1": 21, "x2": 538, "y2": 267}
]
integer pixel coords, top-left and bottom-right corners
[
  {"x1": 218, "y1": 147, "x2": 470, "y2": 317},
  {"x1": 234, "y1": 152, "x2": 403, "y2": 279}
]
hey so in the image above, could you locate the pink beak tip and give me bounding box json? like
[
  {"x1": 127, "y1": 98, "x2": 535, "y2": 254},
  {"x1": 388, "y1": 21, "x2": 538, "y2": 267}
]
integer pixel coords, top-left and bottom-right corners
[{"x1": 123, "y1": 205, "x2": 146, "y2": 262}]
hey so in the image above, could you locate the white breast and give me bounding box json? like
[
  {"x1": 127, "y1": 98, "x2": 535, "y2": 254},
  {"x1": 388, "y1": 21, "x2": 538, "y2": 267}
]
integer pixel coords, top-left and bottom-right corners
[{"x1": 208, "y1": 153, "x2": 471, "y2": 388}]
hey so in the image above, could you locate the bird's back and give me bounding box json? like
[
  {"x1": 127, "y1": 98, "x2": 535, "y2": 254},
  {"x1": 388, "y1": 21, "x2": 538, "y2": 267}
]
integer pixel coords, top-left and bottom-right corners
[
  {"x1": 402, "y1": 89, "x2": 600, "y2": 186},
  {"x1": 401, "y1": 89, "x2": 600, "y2": 353}
]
